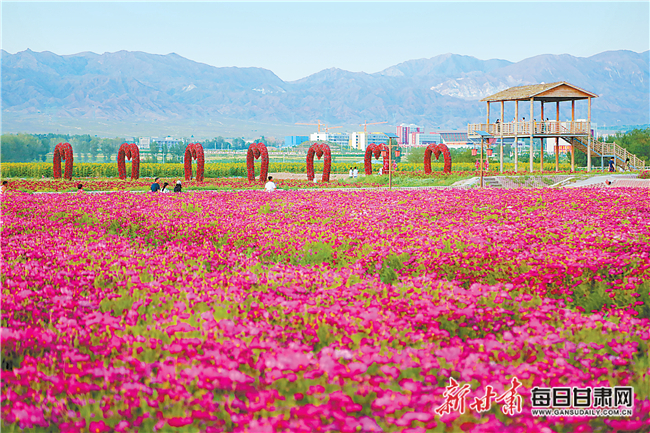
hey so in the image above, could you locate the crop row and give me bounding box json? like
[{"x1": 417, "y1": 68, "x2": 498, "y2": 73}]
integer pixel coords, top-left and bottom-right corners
[{"x1": 1, "y1": 161, "x2": 576, "y2": 179}]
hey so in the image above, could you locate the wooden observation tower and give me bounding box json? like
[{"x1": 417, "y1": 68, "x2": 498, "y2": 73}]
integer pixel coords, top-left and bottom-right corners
[{"x1": 467, "y1": 81, "x2": 645, "y2": 173}]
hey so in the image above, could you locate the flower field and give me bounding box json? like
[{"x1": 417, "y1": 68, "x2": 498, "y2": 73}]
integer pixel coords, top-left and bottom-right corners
[
  {"x1": 0, "y1": 178, "x2": 387, "y2": 193},
  {"x1": 1, "y1": 188, "x2": 649, "y2": 432},
  {"x1": 0, "y1": 161, "x2": 580, "y2": 180}
]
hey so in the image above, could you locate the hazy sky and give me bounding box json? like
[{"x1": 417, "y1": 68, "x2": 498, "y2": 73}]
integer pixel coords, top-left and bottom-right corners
[{"x1": 2, "y1": 1, "x2": 649, "y2": 81}]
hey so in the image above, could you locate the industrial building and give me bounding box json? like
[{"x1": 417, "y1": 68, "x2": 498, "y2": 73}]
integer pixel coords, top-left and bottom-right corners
[{"x1": 285, "y1": 135, "x2": 310, "y2": 148}]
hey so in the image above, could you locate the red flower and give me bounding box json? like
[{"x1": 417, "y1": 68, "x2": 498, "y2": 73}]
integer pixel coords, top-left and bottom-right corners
[
  {"x1": 89, "y1": 421, "x2": 110, "y2": 433},
  {"x1": 424, "y1": 143, "x2": 452, "y2": 174},
  {"x1": 247, "y1": 142, "x2": 269, "y2": 182},
  {"x1": 364, "y1": 143, "x2": 391, "y2": 175},
  {"x1": 184, "y1": 143, "x2": 205, "y2": 182},
  {"x1": 117, "y1": 143, "x2": 140, "y2": 180},
  {"x1": 167, "y1": 417, "x2": 193, "y2": 427},
  {"x1": 306, "y1": 142, "x2": 332, "y2": 182},
  {"x1": 53, "y1": 142, "x2": 74, "y2": 180}
]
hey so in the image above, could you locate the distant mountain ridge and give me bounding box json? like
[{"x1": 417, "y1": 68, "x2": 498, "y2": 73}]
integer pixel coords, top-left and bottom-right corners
[{"x1": 2, "y1": 49, "x2": 648, "y2": 132}]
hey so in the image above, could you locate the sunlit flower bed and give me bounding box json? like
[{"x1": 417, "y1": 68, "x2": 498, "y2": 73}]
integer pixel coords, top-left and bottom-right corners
[
  {"x1": 1, "y1": 189, "x2": 649, "y2": 432},
  {"x1": 0, "y1": 178, "x2": 386, "y2": 193}
]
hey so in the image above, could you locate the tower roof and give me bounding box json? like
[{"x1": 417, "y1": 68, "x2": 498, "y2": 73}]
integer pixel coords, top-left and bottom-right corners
[{"x1": 481, "y1": 81, "x2": 598, "y2": 102}]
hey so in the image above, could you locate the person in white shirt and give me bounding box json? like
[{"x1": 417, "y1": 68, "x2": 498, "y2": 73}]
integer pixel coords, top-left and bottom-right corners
[
  {"x1": 353, "y1": 167, "x2": 358, "y2": 178},
  {"x1": 349, "y1": 167, "x2": 353, "y2": 178},
  {"x1": 264, "y1": 176, "x2": 277, "y2": 192}
]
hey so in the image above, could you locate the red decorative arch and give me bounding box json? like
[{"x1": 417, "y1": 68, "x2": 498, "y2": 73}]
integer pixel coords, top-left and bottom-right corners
[
  {"x1": 306, "y1": 142, "x2": 332, "y2": 182},
  {"x1": 246, "y1": 141, "x2": 269, "y2": 182},
  {"x1": 424, "y1": 143, "x2": 452, "y2": 174},
  {"x1": 117, "y1": 143, "x2": 140, "y2": 180},
  {"x1": 53, "y1": 142, "x2": 74, "y2": 180},
  {"x1": 364, "y1": 143, "x2": 389, "y2": 175},
  {"x1": 184, "y1": 143, "x2": 205, "y2": 182}
]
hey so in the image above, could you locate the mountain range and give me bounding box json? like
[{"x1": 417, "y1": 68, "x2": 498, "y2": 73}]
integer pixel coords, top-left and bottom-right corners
[{"x1": 2, "y1": 49, "x2": 648, "y2": 136}]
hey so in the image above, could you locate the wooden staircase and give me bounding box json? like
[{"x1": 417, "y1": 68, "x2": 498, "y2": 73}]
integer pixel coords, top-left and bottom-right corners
[{"x1": 566, "y1": 135, "x2": 646, "y2": 170}]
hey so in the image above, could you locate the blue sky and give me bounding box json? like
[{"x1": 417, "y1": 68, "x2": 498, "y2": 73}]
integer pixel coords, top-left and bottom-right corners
[{"x1": 2, "y1": 2, "x2": 649, "y2": 81}]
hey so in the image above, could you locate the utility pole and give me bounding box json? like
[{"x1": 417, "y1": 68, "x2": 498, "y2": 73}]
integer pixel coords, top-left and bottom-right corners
[
  {"x1": 481, "y1": 137, "x2": 483, "y2": 188},
  {"x1": 389, "y1": 138, "x2": 392, "y2": 189}
]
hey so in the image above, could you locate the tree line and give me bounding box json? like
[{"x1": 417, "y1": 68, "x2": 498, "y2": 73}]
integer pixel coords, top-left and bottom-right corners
[{"x1": 0, "y1": 133, "x2": 283, "y2": 163}]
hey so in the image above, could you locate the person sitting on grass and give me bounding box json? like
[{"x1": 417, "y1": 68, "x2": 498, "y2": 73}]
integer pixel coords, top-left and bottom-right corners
[
  {"x1": 151, "y1": 177, "x2": 161, "y2": 192},
  {"x1": 77, "y1": 184, "x2": 84, "y2": 193},
  {"x1": 161, "y1": 182, "x2": 171, "y2": 193},
  {"x1": 174, "y1": 180, "x2": 182, "y2": 193},
  {"x1": 265, "y1": 176, "x2": 277, "y2": 192}
]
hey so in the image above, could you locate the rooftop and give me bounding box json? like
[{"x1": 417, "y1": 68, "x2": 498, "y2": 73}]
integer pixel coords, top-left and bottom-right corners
[{"x1": 481, "y1": 81, "x2": 598, "y2": 102}]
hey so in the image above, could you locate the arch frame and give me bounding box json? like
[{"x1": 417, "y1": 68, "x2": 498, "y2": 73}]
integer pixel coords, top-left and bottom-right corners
[
  {"x1": 53, "y1": 142, "x2": 74, "y2": 180},
  {"x1": 117, "y1": 142, "x2": 141, "y2": 180},
  {"x1": 364, "y1": 143, "x2": 389, "y2": 175},
  {"x1": 306, "y1": 142, "x2": 332, "y2": 182},
  {"x1": 246, "y1": 141, "x2": 270, "y2": 182},
  {"x1": 424, "y1": 143, "x2": 452, "y2": 174},
  {"x1": 184, "y1": 143, "x2": 205, "y2": 182}
]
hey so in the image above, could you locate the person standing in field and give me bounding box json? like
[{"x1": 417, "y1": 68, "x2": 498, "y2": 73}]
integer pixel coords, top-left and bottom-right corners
[
  {"x1": 1, "y1": 181, "x2": 8, "y2": 194},
  {"x1": 265, "y1": 176, "x2": 277, "y2": 192},
  {"x1": 353, "y1": 167, "x2": 358, "y2": 178},
  {"x1": 608, "y1": 158, "x2": 615, "y2": 172},
  {"x1": 349, "y1": 167, "x2": 353, "y2": 178}
]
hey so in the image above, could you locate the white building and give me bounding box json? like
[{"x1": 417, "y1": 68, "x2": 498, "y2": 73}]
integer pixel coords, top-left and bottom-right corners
[
  {"x1": 349, "y1": 132, "x2": 362, "y2": 150},
  {"x1": 414, "y1": 132, "x2": 440, "y2": 146},
  {"x1": 348, "y1": 132, "x2": 388, "y2": 151},
  {"x1": 138, "y1": 137, "x2": 151, "y2": 150},
  {"x1": 327, "y1": 132, "x2": 350, "y2": 150},
  {"x1": 309, "y1": 132, "x2": 329, "y2": 142},
  {"x1": 154, "y1": 136, "x2": 183, "y2": 149}
]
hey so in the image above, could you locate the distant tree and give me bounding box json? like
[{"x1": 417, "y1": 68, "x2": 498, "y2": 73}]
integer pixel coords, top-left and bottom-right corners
[
  {"x1": 161, "y1": 141, "x2": 169, "y2": 163},
  {"x1": 0, "y1": 133, "x2": 46, "y2": 162},
  {"x1": 169, "y1": 141, "x2": 185, "y2": 160},
  {"x1": 35, "y1": 136, "x2": 50, "y2": 161},
  {"x1": 150, "y1": 140, "x2": 159, "y2": 164},
  {"x1": 604, "y1": 128, "x2": 650, "y2": 162},
  {"x1": 232, "y1": 137, "x2": 246, "y2": 149},
  {"x1": 100, "y1": 138, "x2": 120, "y2": 162},
  {"x1": 407, "y1": 147, "x2": 425, "y2": 164},
  {"x1": 89, "y1": 137, "x2": 100, "y2": 162},
  {"x1": 72, "y1": 134, "x2": 92, "y2": 162},
  {"x1": 449, "y1": 148, "x2": 475, "y2": 163}
]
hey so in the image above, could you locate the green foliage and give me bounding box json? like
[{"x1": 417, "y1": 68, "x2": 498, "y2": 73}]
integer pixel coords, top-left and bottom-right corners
[
  {"x1": 1, "y1": 133, "x2": 49, "y2": 162},
  {"x1": 99, "y1": 294, "x2": 135, "y2": 317},
  {"x1": 299, "y1": 242, "x2": 335, "y2": 266},
  {"x1": 407, "y1": 147, "x2": 425, "y2": 164},
  {"x1": 181, "y1": 202, "x2": 203, "y2": 213},
  {"x1": 258, "y1": 203, "x2": 277, "y2": 215},
  {"x1": 407, "y1": 147, "x2": 475, "y2": 164},
  {"x1": 379, "y1": 253, "x2": 410, "y2": 285},
  {"x1": 604, "y1": 128, "x2": 650, "y2": 162}
]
